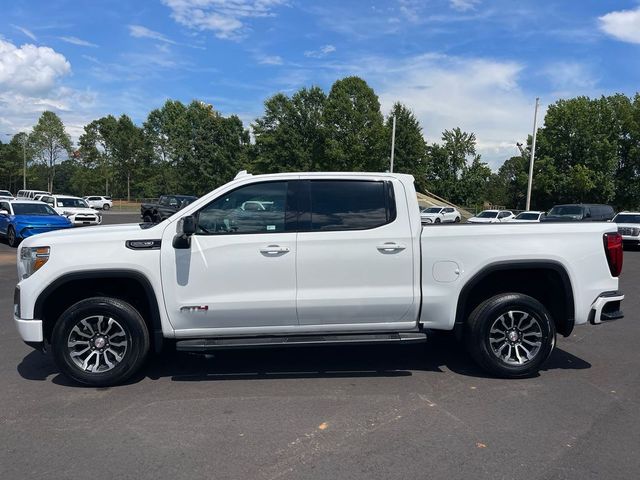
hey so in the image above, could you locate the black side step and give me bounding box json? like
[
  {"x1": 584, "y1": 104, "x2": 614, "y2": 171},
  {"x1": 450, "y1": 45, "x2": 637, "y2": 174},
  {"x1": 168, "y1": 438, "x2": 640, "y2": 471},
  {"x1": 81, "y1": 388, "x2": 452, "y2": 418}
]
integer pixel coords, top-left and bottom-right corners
[{"x1": 175, "y1": 332, "x2": 427, "y2": 352}]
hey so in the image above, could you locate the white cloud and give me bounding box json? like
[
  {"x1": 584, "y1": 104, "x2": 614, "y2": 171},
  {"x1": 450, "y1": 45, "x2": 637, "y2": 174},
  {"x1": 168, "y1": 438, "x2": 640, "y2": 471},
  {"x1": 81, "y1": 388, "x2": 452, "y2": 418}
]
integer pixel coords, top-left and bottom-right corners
[
  {"x1": 304, "y1": 44, "x2": 336, "y2": 58},
  {"x1": 542, "y1": 62, "x2": 597, "y2": 93},
  {"x1": 59, "y1": 36, "x2": 98, "y2": 48},
  {"x1": 0, "y1": 39, "x2": 97, "y2": 140},
  {"x1": 128, "y1": 24, "x2": 177, "y2": 44},
  {"x1": 599, "y1": 7, "x2": 640, "y2": 44},
  {"x1": 11, "y1": 25, "x2": 37, "y2": 41},
  {"x1": 333, "y1": 53, "x2": 536, "y2": 167},
  {"x1": 162, "y1": 0, "x2": 288, "y2": 40},
  {"x1": 258, "y1": 54, "x2": 283, "y2": 65},
  {"x1": 449, "y1": 0, "x2": 480, "y2": 12},
  {"x1": 0, "y1": 39, "x2": 70, "y2": 94}
]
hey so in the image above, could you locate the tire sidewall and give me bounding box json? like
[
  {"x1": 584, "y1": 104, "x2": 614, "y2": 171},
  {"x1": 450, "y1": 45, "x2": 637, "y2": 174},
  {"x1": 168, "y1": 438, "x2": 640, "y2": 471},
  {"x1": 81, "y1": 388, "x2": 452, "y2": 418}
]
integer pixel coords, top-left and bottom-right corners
[
  {"x1": 8, "y1": 226, "x2": 18, "y2": 247},
  {"x1": 467, "y1": 293, "x2": 556, "y2": 378},
  {"x1": 52, "y1": 298, "x2": 149, "y2": 387}
]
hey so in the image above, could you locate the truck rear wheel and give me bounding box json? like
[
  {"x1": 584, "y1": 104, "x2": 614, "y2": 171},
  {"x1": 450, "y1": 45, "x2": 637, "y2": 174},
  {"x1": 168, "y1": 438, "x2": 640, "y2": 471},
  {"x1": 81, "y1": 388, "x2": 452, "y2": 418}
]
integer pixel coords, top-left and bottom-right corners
[
  {"x1": 465, "y1": 293, "x2": 555, "y2": 378},
  {"x1": 51, "y1": 297, "x2": 150, "y2": 387}
]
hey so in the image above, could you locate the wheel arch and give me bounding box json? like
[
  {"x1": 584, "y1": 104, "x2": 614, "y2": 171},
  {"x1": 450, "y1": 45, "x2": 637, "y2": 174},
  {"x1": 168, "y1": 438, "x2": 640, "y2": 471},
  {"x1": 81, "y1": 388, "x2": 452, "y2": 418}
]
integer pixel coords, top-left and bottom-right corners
[
  {"x1": 454, "y1": 260, "x2": 575, "y2": 338},
  {"x1": 34, "y1": 269, "x2": 164, "y2": 352}
]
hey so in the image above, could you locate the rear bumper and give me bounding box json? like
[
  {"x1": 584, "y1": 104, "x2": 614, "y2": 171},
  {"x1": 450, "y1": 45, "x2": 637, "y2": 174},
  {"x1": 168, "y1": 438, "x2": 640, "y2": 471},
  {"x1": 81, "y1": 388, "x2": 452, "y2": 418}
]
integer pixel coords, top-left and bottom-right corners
[{"x1": 589, "y1": 291, "x2": 624, "y2": 324}]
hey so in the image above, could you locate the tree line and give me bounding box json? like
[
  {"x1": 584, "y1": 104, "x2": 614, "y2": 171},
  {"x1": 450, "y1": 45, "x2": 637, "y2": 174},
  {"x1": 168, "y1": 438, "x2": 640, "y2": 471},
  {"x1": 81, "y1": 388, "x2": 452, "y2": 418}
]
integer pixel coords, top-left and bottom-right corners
[{"x1": 1, "y1": 76, "x2": 639, "y2": 210}]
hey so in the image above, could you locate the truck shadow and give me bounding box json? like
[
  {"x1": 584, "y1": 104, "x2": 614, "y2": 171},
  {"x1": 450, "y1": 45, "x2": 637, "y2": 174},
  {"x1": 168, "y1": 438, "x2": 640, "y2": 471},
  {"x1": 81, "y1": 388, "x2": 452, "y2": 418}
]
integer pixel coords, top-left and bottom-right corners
[{"x1": 16, "y1": 333, "x2": 591, "y2": 386}]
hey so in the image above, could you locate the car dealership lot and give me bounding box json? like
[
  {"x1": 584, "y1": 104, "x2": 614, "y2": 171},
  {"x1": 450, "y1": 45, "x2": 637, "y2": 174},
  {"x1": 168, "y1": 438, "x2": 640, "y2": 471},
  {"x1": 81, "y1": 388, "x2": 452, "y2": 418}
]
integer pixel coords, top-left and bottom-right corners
[{"x1": 1, "y1": 214, "x2": 640, "y2": 479}]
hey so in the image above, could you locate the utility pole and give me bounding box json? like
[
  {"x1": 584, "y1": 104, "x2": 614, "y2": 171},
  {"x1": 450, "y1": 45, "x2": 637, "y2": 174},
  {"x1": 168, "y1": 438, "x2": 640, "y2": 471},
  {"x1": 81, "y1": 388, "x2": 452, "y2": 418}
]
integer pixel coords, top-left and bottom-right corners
[
  {"x1": 22, "y1": 135, "x2": 26, "y2": 190},
  {"x1": 525, "y1": 97, "x2": 540, "y2": 211},
  {"x1": 390, "y1": 115, "x2": 396, "y2": 173}
]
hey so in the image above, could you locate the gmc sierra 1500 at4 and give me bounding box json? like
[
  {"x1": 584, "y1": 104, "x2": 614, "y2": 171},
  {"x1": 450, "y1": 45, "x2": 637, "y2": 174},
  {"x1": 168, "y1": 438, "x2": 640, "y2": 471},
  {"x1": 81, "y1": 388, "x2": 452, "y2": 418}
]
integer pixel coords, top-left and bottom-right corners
[{"x1": 13, "y1": 171, "x2": 624, "y2": 386}]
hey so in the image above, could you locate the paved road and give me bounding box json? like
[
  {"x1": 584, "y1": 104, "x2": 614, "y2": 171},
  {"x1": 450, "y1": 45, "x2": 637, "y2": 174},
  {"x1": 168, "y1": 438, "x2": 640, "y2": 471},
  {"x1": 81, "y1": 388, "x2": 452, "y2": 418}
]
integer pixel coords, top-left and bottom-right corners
[{"x1": 1, "y1": 216, "x2": 639, "y2": 479}]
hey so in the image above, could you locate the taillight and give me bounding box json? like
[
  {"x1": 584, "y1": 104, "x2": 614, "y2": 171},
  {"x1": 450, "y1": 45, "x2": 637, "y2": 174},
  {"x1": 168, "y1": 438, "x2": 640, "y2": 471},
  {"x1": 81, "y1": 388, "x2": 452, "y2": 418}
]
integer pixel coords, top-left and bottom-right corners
[{"x1": 603, "y1": 232, "x2": 623, "y2": 277}]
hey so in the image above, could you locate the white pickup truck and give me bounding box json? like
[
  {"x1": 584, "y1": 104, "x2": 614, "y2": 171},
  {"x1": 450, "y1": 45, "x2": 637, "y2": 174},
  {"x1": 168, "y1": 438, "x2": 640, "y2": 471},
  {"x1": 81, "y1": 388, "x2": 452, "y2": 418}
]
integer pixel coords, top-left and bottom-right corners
[{"x1": 13, "y1": 172, "x2": 625, "y2": 386}]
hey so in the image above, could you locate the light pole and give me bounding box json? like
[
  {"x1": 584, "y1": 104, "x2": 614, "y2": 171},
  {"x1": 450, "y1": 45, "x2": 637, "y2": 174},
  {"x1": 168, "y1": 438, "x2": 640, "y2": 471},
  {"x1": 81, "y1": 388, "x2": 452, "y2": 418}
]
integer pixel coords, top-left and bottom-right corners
[
  {"x1": 390, "y1": 115, "x2": 396, "y2": 173},
  {"x1": 525, "y1": 98, "x2": 540, "y2": 211},
  {"x1": 2, "y1": 132, "x2": 27, "y2": 190}
]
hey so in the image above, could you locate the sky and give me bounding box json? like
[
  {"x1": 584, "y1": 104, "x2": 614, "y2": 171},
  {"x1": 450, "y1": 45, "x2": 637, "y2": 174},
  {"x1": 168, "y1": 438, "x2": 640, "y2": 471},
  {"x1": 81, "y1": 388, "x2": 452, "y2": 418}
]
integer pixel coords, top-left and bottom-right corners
[{"x1": 1, "y1": 0, "x2": 640, "y2": 168}]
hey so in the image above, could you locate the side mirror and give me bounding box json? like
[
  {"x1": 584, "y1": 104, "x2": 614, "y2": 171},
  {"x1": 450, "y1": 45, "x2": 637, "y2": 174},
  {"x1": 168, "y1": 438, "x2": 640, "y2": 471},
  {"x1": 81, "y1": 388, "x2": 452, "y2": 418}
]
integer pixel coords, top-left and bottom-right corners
[
  {"x1": 0, "y1": 209, "x2": 8, "y2": 215},
  {"x1": 181, "y1": 215, "x2": 196, "y2": 235},
  {"x1": 173, "y1": 215, "x2": 196, "y2": 249}
]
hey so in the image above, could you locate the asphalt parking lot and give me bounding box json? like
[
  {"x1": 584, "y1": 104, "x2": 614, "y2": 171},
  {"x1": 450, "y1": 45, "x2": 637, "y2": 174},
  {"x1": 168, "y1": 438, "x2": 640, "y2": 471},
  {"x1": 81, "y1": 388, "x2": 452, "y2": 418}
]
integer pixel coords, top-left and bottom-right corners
[{"x1": 1, "y1": 213, "x2": 639, "y2": 479}]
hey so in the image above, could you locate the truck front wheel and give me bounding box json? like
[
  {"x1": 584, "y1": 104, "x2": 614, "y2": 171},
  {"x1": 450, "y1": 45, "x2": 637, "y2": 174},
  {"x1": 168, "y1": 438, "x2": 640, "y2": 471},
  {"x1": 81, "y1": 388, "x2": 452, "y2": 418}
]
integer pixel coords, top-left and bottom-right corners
[
  {"x1": 465, "y1": 293, "x2": 556, "y2": 378},
  {"x1": 51, "y1": 297, "x2": 150, "y2": 387}
]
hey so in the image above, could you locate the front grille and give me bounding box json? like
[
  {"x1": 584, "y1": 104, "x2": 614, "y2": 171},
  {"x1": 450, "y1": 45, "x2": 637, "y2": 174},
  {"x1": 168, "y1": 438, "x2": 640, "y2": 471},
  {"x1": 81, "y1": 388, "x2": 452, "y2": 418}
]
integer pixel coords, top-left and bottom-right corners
[
  {"x1": 618, "y1": 226, "x2": 640, "y2": 236},
  {"x1": 74, "y1": 215, "x2": 97, "y2": 221}
]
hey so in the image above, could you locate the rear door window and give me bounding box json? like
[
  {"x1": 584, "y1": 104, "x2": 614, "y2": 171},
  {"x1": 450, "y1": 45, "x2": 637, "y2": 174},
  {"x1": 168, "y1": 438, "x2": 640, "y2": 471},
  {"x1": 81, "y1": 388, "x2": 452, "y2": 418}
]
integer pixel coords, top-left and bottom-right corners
[{"x1": 307, "y1": 180, "x2": 395, "y2": 231}]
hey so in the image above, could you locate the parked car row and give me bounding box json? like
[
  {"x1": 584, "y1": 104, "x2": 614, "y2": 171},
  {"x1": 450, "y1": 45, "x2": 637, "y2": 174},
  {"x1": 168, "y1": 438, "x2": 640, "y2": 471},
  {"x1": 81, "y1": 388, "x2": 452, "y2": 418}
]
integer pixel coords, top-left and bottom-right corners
[
  {"x1": 422, "y1": 203, "x2": 640, "y2": 250},
  {"x1": 0, "y1": 190, "x2": 117, "y2": 247}
]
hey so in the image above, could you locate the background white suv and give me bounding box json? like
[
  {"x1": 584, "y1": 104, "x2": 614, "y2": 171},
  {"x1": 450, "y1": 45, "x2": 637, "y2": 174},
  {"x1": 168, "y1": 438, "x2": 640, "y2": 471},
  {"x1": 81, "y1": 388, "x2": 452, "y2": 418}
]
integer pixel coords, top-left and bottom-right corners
[
  {"x1": 38, "y1": 194, "x2": 102, "y2": 226},
  {"x1": 614, "y1": 211, "x2": 640, "y2": 247},
  {"x1": 420, "y1": 206, "x2": 461, "y2": 224},
  {"x1": 84, "y1": 196, "x2": 113, "y2": 210},
  {"x1": 467, "y1": 210, "x2": 515, "y2": 223}
]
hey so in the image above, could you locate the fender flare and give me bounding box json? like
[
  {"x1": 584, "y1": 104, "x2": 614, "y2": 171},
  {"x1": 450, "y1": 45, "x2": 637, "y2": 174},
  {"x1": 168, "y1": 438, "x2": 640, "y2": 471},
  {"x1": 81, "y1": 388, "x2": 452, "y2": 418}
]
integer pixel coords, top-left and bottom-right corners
[
  {"x1": 454, "y1": 260, "x2": 575, "y2": 337},
  {"x1": 34, "y1": 269, "x2": 164, "y2": 351}
]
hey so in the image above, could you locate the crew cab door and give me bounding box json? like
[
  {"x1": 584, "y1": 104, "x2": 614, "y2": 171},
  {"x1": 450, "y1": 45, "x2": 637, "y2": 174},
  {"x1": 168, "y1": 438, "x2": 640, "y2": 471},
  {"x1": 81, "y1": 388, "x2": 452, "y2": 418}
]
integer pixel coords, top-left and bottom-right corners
[
  {"x1": 160, "y1": 180, "x2": 298, "y2": 333},
  {"x1": 296, "y1": 178, "x2": 416, "y2": 327}
]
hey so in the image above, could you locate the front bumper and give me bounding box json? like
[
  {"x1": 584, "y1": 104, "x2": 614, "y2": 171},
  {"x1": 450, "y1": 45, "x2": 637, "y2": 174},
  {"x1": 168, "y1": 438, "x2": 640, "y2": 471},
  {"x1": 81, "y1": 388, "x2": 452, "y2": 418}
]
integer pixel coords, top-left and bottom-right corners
[
  {"x1": 68, "y1": 214, "x2": 101, "y2": 226},
  {"x1": 589, "y1": 291, "x2": 624, "y2": 324},
  {"x1": 14, "y1": 315, "x2": 44, "y2": 344}
]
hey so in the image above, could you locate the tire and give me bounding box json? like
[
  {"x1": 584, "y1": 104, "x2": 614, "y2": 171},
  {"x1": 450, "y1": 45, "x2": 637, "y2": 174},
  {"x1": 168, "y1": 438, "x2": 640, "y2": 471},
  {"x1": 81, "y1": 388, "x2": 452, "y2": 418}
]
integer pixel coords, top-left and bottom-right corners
[
  {"x1": 455, "y1": 216, "x2": 461, "y2": 223},
  {"x1": 103, "y1": 204, "x2": 110, "y2": 211},
  {"x1": 51, "y1": 297, "x2": 150, "y2": 387},
  {"x1": 7, "y1": 226, "x2": 19, "y2": 247},
  {"x1": 464, "y1": 293, "x2": 556, "y2": 378},
  {"x1": 435, "y1": 218, "x2": 441, "y2": 224}
]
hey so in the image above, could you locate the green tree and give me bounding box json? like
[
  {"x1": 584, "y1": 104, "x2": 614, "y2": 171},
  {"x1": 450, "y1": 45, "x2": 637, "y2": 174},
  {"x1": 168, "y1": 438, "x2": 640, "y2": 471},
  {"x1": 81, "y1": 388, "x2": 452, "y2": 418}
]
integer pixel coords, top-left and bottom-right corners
[
  {"x1": 144, "y1": 100, "x2": 249, "y2": 196},
  {"x1": 425, "y1": 128, "x2": 480, "y2": 204},
  {"x1": 28, "y1": 111, "x2": 72, "y2": 192},
  {"x1": 323, "y1": 76, "x2": 386, "y2": 171},
  {"x1": 78, "y1": 116, "x2": 118, "y2": 195},
  {"x1": 535, "y1": 96, "x2": 618, "y2": 205},
  {"x1": 111, "y1": 115, "x2": 150, "y2": 201},
  {"x1": 385, "y1": 103, "x2": 427, "y2": 191},
  {"x1": 252, "y1": 86, "x2": 327, "y2": 173},
  {"x1": 0, "y1": 133, "x2": 29, "y2": 193}
]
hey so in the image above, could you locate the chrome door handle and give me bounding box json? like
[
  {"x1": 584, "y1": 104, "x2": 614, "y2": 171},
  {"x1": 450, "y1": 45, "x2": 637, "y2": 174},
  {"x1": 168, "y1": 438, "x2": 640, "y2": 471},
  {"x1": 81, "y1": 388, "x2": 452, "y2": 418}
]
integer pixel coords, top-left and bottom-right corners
[
  {"x1": 376, "y1": 242, "x2": 406, "y2": 252},
  {"x1": 260, "y1": 245, "x2": 290, "y2": 254}
]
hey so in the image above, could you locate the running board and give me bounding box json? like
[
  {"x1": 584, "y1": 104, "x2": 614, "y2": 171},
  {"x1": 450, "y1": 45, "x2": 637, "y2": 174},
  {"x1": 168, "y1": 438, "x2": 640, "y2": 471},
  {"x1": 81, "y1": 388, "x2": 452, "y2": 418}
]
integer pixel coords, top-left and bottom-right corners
[{"x1": 175, "y1": 332, "x2": 427, "y2": 352}]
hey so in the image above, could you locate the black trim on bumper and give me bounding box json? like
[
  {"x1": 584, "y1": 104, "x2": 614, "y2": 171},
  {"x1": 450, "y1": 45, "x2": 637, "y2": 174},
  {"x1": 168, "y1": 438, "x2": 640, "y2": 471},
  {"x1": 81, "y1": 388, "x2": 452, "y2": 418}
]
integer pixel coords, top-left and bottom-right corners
[{"x1": 24, "y1": 341, "x2": 46, "y2": 352}]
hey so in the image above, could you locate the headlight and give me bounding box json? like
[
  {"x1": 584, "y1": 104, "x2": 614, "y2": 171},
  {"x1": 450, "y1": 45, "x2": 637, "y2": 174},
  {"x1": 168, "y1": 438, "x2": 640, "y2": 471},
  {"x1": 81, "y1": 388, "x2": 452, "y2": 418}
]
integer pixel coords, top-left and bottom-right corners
[
  {"x1": 63, "y1": 211, "x2": 73, "y2": 217},
  {"x1": 19, "y1": 246, "x2": 50, "y2": 279}
]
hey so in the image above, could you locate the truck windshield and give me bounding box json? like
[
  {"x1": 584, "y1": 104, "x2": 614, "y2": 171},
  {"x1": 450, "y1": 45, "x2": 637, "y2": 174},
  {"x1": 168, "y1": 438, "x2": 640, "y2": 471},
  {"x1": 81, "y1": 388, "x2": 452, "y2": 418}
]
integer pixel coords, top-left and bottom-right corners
[
  {"x1": 548, "y1": 206, "x2": 583, "y2": 218},
  {"x1": 422, "y1": 207, "x2": 442, "y2": 213},
  {"x1": 614, "y1": 214, "x2": 640, "y2": 223},
  {"x1": 57, "y1": 198, "x2": 89, "y2": 208},
  {"x1": 12, "y1": 203, "x2": 58, "y2": 215},
  {"x1": 477, "y1": 211, "x2": 498, "y2": 218}
]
